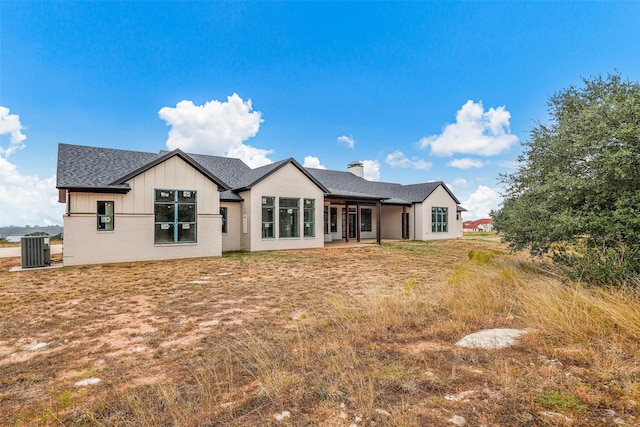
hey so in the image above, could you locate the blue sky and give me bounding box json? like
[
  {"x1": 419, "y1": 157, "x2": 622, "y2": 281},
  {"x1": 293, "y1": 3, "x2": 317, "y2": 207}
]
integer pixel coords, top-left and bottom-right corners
[{"x1": 1, "y1": 1, "x2": 639, "y2": 226}]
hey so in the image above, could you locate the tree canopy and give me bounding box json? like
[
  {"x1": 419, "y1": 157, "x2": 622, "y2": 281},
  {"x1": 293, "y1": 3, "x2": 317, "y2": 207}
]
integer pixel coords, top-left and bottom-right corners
[{"x1": 492, "y1": 73, "x2": 640, "y2": 285}]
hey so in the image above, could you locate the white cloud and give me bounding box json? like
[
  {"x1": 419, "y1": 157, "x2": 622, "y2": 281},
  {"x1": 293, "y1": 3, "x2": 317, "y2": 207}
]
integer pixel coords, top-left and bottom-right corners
[
  {"x1": 303, "y1": 155, "x2": 326, "y2": 169},
  {"x1": 460, "y1": 185, "x2": 502, "y2": 220},
  {"x1": 418, "y1": 100, "x2": 518, "y2": 157},
  {"x1": 337, "y1": 134, "x2": 355, "y2": 148},
  {"x1": 0, "y1": 109, "x2": 64, "y2": 226},
  {"x1": 363, "y1": 160, "x2": 380, "y2": 181},
  {"x1": 0, "y1": 106, "x2": 27, "y2": 157},
  {"x1": 158, "y1": 94, "x2": 273, "y2": 168},
  {"x1": 385, "y1": 150, "x2": 432, "y2": 170},
  {"x1": 453, "y1": 178, "x2": 468, "y2": 188},
  {"x1": 447, "y1": 158, "x2": 485, "y2": 169}
]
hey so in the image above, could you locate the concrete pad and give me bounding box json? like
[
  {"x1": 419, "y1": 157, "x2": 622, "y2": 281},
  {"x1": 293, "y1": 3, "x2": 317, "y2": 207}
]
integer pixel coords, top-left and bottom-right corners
[{"x1": 456, "y1": 328, "x2": 528, "y2": 349}]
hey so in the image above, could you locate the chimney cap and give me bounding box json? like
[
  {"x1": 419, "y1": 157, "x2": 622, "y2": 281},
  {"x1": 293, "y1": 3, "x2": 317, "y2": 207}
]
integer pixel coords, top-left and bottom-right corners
[{"x1": 348, "y1": 161, "x2": 363, "y2": 167}]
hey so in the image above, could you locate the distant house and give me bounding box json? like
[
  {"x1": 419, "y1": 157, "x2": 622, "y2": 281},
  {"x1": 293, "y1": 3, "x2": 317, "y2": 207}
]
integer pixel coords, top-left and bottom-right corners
[
  {"x1": 56, "y1": 143, "x2": 466, "y2": 265},
  {"x1": 463, "y1": 218, "x2": 494, "y2": 232}
]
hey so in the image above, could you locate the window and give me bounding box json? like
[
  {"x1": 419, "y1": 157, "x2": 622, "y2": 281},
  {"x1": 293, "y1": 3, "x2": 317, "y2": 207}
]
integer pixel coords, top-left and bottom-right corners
[
  {"x1": 324, "y1": 206, "x2": 329, "y2": 234},
  {"x1": 304, "y1": 199, "x2": 315, "y2": 237},
  {"x1": 330, "y1": 207, "x2": 338, "y2": 233},
  {"x1": 432, "y1": 207, "x2": 448, "y2": 232},
  {"x1": 262, "y1": 197, "x2": 275, "y2": 238},
  {"x1": 360, "y1": 208, "x2": 372, "y2": 232},
  {"x1": 220, "y1": 207, "x2": 228, "y2": 234},
  {"x1": 97, "y1": 201, "x2": 114, "y2": 231},
  {"x1": 154, "y1": 189, "x2": 197, "y2": 244},
  {"x1": 279, "y1": 198, "x2": 299, "y2": 238}
]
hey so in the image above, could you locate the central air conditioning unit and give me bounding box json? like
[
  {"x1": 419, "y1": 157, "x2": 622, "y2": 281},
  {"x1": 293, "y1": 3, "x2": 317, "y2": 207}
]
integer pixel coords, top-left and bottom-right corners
[{"x1": 21, "y1": 236, "x2": 51, "y2": 268}]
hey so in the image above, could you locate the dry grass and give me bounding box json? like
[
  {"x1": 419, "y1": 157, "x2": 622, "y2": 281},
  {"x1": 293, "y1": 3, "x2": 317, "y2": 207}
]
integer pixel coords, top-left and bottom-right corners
[{"x1": 1, "y1": 239, "x2": 639, "y2": 426}]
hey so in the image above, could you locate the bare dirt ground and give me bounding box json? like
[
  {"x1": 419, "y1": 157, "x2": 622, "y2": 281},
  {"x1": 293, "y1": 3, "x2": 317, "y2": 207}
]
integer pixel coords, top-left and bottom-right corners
[{"x1": 1, "y1": 240, "x2": 638, "y2": 426}]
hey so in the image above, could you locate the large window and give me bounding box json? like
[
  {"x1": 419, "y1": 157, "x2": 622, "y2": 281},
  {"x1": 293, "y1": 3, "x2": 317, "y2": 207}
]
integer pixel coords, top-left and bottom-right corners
[
  {"x1": 262, "y1": 197, "x2": 275, "y2": 238},
  {"x1": 154, "y1": 189, "x2": 197, "y2": 244},
  {"x1": 432, "y1": 207, "x2": 448, "y2": 232},
  {"x1": 220, "y1": 207, "x2": 228, "y2": 234},
  {"x1": 324, "y1": 206, "x2": 329, "y2": 234},
  {"x1": 304, "y1": 199, "x2": 315, "y2": 237},
  {"x1": 279, "y1": 198, "x2": 299, "y2": 238},
  {"x1": 97, "y1": 201, "x2": 114, "y2": 231},
  {"x1": 360, "y1": 208, "x2": 372, "y2": 232}
]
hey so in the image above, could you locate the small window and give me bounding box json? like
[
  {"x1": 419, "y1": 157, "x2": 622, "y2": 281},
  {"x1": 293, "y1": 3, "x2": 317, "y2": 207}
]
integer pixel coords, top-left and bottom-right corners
[
  {"x1": 220, "y1": 207, "x2": 228, "y2": 234},
  {"x1": 97, "y1": 201, "x2": 114, "y2": 231},
  {"x1": 262, "y1": 197, "x2": 275, "y2": 238},
  {"x1": 304, "y1": 199, "x2": 315, "y2": 237},
  {"x1": 360, "y1": 208, "x2": 372, "y2": 232},
  {"x1": 431, "y1": 207, "x2": 448, "y2": 233},
  {"x1": 279, "y1": 197, "x2": 300, "y2": 238}
]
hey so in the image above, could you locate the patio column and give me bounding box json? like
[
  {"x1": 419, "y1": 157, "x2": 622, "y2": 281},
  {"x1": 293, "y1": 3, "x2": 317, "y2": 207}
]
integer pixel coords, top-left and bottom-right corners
[
  {"x1": 356, "y1": 204, "x2": 361, "y2": 242},
  {"x1": 345, "y1": 203, "x2": 350, "y2": 243}
]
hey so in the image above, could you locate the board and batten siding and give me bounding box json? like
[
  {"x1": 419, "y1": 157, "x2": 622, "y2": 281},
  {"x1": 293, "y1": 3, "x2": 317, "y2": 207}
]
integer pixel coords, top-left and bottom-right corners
[
  {"x1": 244, "y1": 163, "x2": 325, "y2": 252},
  {"x1": 420, "y1": 185, "x2": 460, "y2": 240},
  {"x1": 62, "y1": 156, "x2": 223, "y2": 266}
]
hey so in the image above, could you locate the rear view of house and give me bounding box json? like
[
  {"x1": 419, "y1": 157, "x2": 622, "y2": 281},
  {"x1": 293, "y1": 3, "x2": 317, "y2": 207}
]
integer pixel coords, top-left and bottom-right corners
[{"x1": 57, "y1": 143, "x2": 465, "y2": 265}]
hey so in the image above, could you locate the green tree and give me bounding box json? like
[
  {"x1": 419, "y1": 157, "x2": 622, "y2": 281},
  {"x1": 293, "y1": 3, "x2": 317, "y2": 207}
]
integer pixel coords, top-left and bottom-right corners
[{"x1": 493, "y1": 73, "x2": 640, "y2": 285}]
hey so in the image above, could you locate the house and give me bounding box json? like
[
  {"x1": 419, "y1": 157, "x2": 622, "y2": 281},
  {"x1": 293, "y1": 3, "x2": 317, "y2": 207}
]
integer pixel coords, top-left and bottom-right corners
[
  {"x1": 462, "y1": 218, "x2": 494, "y2": 232},
  {"x1": 56, "y1": 143, "x2": 465, "y2": 265}
]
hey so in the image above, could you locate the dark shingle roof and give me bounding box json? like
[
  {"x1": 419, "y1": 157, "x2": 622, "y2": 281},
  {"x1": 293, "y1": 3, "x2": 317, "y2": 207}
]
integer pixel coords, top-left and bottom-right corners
[{"x1": 57, "y1": 143, "x2": 461, "y2": 206}]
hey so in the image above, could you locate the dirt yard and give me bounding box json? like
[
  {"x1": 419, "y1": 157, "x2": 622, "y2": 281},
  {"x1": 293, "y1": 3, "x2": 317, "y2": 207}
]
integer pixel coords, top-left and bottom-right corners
[{"x1": 1, "y1": 240, "x2": 638, "y2": 426}]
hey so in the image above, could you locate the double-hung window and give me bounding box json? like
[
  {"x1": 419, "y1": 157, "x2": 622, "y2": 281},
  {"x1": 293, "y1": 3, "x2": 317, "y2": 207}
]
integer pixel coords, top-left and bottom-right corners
[
  {"x1": 262, "y1": 197, "x2": 275, "y2": 238},
  {"x1": 154, "y1": 190, "x2": 197, "y2": 244},
  {"x1": 431, "y1": 207, "x2": 448, "y2": 232},
  {"x1": 303, "y1": 199, "x2": 315, "y2": 237},
  {"x1": 97, "y1": 201, "x2": 114, "y2": 231},
  {"x1": 279, "y1": 198, "x2": 299, "y2": 238}
]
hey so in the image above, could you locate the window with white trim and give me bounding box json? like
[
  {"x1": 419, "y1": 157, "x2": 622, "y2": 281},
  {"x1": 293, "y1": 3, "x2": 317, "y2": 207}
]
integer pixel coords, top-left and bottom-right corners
[
  {"x1": 360, "y1": 208, "x2": 372, "y2": 232},
  {"x1": 220, "y1": 207, "x2": 228, "y2": 234}
]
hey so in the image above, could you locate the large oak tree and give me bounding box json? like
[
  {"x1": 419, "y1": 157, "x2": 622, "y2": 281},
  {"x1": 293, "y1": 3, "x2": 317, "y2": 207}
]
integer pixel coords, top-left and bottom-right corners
[{"x1": 493, "y1": 73, "x2": 640, "y2": 285}]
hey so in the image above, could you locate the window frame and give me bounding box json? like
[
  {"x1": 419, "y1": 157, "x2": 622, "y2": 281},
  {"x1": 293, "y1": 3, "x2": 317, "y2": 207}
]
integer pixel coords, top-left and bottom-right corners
[
  {"x1": 303, "y1": 198, "x2": 315, "y2": 238},
  {"x1": 220, "y1": 206, "x2": 228, "y2": 234},
  {"x1": 262, "y1": 196, "x2": 275, "y2": 239},
  {"x1": 154, "y1": 189, "x2": 197, "y2": 244},
  {"x1": 360, "y1": 208, "x2": 372, "y2": 232},
  {"x1": 431, "y1": 207, "x2": 448, "y2": 233},
  {"x1": 279, "y1": 197, "x2": 300, "y2": 238},
  {"x1": 97, "y1": 201, "x2": 114, "y2": 231}
]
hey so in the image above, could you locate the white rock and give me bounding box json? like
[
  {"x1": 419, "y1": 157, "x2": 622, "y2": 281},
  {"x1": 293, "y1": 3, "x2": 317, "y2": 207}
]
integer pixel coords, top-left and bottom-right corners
[
  {"x1": 456, "y1": 329, "x2": 527, "y2": 349},
  {"x1": 24, "y1": 342, "x2": 48, "y2": 351},
  {"x1": 375, "y1": 408, "x2": 391, "y2": 417},
  {"x1": 274, "y1": 411, "x2": 290, "y2": 421},
  {"x1": 75, "y1": 377, "x2": 101, "y2": 386},
  {"x1": 538, "y1": 411, "x2": 572, "y2": 423},
  {"x1": 445, "y1": 390, "x2": 476, "y2": 402},
  {"x1": 448, "y1": 414, "x2": 466, "y2": 426}
]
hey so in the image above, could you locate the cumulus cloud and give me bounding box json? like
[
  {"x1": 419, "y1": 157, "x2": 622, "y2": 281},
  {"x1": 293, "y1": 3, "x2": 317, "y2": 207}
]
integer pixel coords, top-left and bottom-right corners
[
  {"x1": 0, "y1": 106, "x2": 27, "y2": 157},
  {"x1": 385, "y1": 150, "x2": 432, "y2": 170},
  {"x1": 337, "y1": 134, "x2": 355, "y2": 148},
  {"x1": 0, "y1": 108, "x2": 64, "y2": 226},
  {"x1": 158, "y1": 94, "x2": 273, "y2": 168},
  {"x1": 418, "y1": 100, "x2": 518, "y2": 157},
  {"x1": 303, "y1": 155, "x2": 326, "y2": 169},
  {"x1": 363, "y1": 160, "x2": 380, "y2": 181},
  {"x1": 447, "y1": 158, "x2": 485, "y2": 169},
  {"x1": 460, "y1": 185, "x2": 502, "y2": 220}
]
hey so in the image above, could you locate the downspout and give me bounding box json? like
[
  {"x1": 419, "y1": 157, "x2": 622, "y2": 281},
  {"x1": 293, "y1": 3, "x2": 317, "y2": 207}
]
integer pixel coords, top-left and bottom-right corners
[{"x1": 66, "y1": 191, "x2": 71, "y2": 216}]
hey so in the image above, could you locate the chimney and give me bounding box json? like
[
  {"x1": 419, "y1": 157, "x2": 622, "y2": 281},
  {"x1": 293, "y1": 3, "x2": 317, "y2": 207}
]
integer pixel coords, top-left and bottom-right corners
[{"x1": 347, "y1": 161, "x2": 364, "y2": 178}]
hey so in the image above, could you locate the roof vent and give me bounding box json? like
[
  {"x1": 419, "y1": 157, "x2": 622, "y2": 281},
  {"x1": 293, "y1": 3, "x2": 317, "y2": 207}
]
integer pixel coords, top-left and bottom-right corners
[{"x1": 347, "y1": 161, "x2": 364, "y2": 178}]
